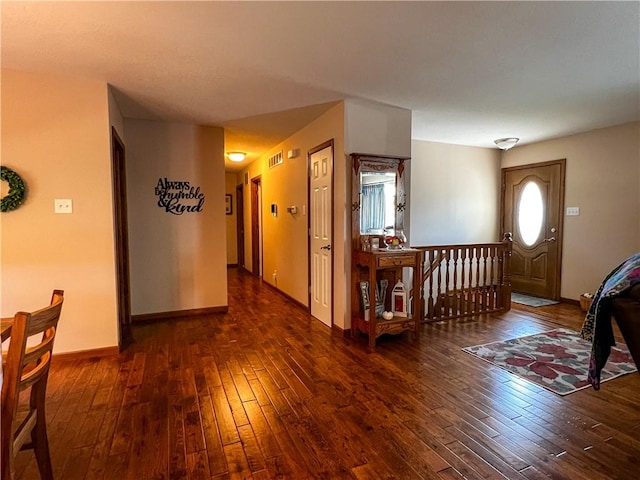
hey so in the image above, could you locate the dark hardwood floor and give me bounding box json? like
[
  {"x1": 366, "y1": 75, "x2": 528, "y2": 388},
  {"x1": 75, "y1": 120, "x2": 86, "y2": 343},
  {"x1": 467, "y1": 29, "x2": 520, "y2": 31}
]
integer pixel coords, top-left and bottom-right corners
[{"x1": 14, "y1": 268, "x2": 640, "y2": 479}]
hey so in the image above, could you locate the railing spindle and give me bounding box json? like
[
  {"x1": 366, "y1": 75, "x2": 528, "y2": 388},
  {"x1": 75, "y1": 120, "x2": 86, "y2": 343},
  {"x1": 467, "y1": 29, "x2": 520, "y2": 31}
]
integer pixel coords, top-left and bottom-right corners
[
  {"x1": 416, "y1": 239, "x2": 512, "y2": 322},
  {"x1": 460, "y1": 247, "x2": 468, "y2": 316},
  {"x1": 489, "y1": 246, "x2": 496, "y2": 310},
  {"x1": 452, "y1": 248, "x2": 459, "y2": 316}
]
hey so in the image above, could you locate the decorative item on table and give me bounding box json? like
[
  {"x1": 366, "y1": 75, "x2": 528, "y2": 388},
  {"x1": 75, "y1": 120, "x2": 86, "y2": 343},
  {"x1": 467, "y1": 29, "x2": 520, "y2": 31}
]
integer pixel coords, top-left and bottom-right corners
[
  {"x1": 382, "y1": 311, "x2": 393, "y2": 320},
  {"x1": 391, "y1": 280, "x2": 408, "y2": 317},
  {"x1": 375, "y1": 279, "x2": 388, "y2": 317},
  {"x1": 359, "y1": 281, "x2": 370, "y2": 321},
  {"x1": 580, "y1": 292, "x2": 593, "y2": 312},
  {"x1": 383, "y1": 228, "x2": 406, "y2": 249}
]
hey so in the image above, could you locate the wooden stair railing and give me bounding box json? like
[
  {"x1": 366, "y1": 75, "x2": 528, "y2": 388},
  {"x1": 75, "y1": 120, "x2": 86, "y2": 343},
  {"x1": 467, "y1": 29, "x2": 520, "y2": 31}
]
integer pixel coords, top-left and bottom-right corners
[{"x1": 414, "y1": 233, "x2": 512, "y2": 322}]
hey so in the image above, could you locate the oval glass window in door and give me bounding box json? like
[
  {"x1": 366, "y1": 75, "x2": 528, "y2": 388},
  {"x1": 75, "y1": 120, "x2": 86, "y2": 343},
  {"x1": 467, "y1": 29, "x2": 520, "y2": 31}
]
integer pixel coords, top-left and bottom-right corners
[{"x1": 518, "y1": 181, "x2": 543, "y2": 246}]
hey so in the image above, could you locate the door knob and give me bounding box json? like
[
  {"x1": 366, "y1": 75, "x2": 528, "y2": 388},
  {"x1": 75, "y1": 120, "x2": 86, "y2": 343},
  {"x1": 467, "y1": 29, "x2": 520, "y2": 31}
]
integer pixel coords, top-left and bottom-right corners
[
  {"x1": 542, "y1": 237, "x2": 556, "y2": 243},
  {"x1": 320, "y1": 244, "x2": 332, "y2": 251}
]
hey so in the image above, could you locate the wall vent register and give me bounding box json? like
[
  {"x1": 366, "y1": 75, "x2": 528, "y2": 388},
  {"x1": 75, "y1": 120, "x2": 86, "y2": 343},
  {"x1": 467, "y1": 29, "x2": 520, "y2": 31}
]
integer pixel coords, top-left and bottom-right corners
[{"x1": 268, "y1": 151, "x2": 284, "y2": 169}]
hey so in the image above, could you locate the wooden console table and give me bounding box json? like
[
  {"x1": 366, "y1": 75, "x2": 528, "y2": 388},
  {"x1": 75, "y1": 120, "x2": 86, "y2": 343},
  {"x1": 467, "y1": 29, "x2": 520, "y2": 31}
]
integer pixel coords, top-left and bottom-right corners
[{"x1": 351, "y1": 248, "x2": 422, "y2": 350}]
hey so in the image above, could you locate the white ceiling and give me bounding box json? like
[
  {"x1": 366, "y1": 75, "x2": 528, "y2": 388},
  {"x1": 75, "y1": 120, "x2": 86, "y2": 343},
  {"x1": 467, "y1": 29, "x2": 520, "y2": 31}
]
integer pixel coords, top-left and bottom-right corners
[{"x1": 2, "y1": 1, "x2": 639, "y2": 171}]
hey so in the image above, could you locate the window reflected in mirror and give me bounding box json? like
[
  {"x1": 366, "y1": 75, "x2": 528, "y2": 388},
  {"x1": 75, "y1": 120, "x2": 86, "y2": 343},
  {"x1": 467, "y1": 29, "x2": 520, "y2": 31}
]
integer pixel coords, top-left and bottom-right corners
[{"x1": 360, "y1": 172, "x2": 396, "y2": 234}]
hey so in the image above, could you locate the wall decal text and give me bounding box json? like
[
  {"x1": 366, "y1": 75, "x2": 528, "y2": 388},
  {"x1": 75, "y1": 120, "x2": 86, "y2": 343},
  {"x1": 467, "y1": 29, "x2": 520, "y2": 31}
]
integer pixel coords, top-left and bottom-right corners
[{"x1": 155, "y1": 178, "x2": 205, "y2": 215}]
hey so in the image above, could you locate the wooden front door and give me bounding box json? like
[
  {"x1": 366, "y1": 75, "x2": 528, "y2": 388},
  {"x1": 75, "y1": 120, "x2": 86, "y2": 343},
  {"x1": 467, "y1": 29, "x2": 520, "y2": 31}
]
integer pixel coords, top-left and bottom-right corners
[
  {"x1": 501, "y1": 160, "x2": 565, "y2": 299},
  {"x1": 309, "y1": 141, "x2": 334, "y2": 328}
]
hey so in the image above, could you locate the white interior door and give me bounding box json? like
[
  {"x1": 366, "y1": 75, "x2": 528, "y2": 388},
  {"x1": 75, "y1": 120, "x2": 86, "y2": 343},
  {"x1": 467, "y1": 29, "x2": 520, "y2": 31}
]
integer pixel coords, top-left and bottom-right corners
[{"x1": 310, "y1": 144, "x2": 333, "y2": 327}]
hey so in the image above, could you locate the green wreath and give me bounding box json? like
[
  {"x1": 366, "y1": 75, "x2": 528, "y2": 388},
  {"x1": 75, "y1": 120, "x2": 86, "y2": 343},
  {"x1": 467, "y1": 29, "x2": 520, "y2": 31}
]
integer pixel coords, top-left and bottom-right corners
[{"x1": 1, "y1": 166, "x2": 27, "y2": 212}]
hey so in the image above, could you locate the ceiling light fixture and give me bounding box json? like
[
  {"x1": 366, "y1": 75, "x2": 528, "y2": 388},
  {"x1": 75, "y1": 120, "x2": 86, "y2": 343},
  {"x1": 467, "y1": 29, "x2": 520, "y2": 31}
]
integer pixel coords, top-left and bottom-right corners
[
  {"x1": 494, "y1": 138, "x2": 519, "y2": 150},
  {"x1": 227, "y1": 152, "x2": 246, "y2": 162}
]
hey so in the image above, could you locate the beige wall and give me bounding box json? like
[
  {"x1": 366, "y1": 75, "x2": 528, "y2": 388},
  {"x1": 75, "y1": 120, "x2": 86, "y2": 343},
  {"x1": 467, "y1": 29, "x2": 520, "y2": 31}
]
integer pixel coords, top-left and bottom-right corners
[
  {"x1": 225, "y1": 173, "x2": 239, "y2": 265},
  {"x1": 239, "y1": 103, "x2": 347, "y2": 325},
  {"x1": 502, "y1": 122, "x2": 640, "y2": 299},
  {"x1": 1, "y1": 70, "x2": 119, "y2": 353},
  {"x1": 410, "y1": 140, "x2": 501, "y2": 245},
  {"x1": 345, "y1": 99, "x2": 412, "y2": 157},
  {"x1": 108, "y1": 86, "x2": 125, "y2": 142},
  {"x1": 124, "y1": 119, "x2": 227, "y2": 315}
]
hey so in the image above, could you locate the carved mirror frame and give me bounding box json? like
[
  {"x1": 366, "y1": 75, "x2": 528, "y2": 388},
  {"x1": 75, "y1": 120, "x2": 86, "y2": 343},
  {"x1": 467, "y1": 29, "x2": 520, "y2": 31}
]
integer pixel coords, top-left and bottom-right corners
[{"x1": 351, "y1": 153, "x2": 409, "y2": 250}]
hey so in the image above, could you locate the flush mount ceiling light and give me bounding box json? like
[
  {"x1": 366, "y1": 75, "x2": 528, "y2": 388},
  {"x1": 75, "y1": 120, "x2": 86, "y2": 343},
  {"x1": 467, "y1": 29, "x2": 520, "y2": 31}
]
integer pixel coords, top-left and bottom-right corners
[
  {"x1": 494, "y1": 138, "x2": 519, "y2": 150},
  {"x1": 227, "y1": 152, "x2": 246, "y2": 162}
]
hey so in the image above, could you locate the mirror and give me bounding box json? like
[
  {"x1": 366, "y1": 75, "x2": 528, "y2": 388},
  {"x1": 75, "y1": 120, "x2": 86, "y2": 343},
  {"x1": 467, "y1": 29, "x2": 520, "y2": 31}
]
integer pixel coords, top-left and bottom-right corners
[
  {"x1": 351, "y1": 153, "x2": 408, "y2": 249},
  {"x1": 360, "y1": 171, "x2": 396, "y2": 234}
]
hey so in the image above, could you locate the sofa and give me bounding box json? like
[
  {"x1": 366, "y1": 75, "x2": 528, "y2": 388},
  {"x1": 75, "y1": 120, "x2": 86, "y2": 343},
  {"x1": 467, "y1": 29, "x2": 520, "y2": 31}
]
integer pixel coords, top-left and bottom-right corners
[{"x1": 611, "y1": 283, "x2": 640, "y2": 370}]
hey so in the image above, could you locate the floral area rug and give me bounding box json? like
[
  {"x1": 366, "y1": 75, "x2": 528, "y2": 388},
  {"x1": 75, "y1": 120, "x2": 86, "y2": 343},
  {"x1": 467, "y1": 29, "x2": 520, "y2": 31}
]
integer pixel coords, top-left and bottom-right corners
[{"x1": 462, "y1": 328, "x2": 637, "y2": 395}]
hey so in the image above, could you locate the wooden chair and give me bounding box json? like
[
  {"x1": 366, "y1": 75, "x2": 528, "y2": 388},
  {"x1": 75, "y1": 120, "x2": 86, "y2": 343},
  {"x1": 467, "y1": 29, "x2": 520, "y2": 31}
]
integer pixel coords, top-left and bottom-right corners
[{"x1": 1, "y1": 290, "x2": 64, "y2": 480}]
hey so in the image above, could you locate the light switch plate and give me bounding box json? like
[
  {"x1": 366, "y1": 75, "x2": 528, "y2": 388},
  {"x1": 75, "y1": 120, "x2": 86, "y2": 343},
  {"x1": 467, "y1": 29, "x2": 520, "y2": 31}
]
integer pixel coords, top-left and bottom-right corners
[
  {"x1": 55, "y1": 199, "x2": 73, "y2": 214},
  {"x1": 566, "y1": 207, "x2": 580, "y2": 216}
]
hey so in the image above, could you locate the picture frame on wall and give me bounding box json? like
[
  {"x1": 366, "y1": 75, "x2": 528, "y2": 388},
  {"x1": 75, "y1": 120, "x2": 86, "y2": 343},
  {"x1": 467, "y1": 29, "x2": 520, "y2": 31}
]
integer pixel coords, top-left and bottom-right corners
[{"x1": 225, "y1": 194, "x2": 233, "y2": 215}]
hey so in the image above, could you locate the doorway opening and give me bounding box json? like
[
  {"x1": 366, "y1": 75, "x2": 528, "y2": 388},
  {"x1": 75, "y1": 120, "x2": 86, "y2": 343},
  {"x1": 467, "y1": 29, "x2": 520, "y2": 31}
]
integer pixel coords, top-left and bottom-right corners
[
  {"x1": 251, "y1": 176, "x2": 263, "y2": 277},
  {"x1": 236, "y1": 183, "x2": 245, "y2": 270},
  {"x1": 111, "y1": 127, "x2": 133, "y2": 351}
]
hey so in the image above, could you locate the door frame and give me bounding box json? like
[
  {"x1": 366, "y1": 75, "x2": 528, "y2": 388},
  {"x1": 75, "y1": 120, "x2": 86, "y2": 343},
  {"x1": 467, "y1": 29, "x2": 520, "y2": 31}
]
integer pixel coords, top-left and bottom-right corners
[
  {"x1": 307, "y1": 139, "x2": 335, "y2": 325},
  {"x1": 236, "y1": 183, "x2": 245, "y2": 270},
  {"x1": 251, "y1": 176, "x2": 262, "y2": 277},
  {"x1": 111, "y1": 127, "x2": 133, "y2": 351},
  {"x1": 500, "y1": 159, "x2": 566, "y2": 300}
]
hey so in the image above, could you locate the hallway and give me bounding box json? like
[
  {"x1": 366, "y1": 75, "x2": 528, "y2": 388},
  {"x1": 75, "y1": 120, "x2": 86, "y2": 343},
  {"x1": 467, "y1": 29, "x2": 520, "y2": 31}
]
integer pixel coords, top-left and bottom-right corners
[{"x1": 13, "y1": 268, "x2": 640, "y2": 479}]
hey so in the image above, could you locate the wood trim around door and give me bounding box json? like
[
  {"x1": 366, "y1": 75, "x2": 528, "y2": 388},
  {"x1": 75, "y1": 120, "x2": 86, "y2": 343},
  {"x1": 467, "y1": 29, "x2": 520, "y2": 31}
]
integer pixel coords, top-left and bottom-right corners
[{"x1": 111, "y1": 127, "x2": 133, "y2": 351}]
